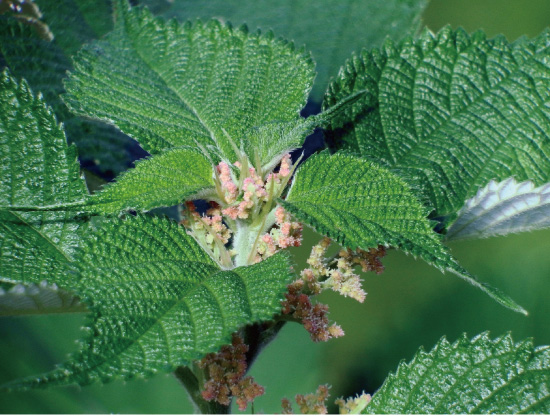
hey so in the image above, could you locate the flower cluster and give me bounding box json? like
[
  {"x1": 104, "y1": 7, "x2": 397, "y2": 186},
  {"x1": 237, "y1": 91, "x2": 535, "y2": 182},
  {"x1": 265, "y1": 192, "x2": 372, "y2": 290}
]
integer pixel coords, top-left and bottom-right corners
[
  {"x1": 254, "y1": 206, "x2": 303, "y2": 263},
  {"x1": 282, "y1": 384, "x2": 331, "y2": 414},
  {"x1": 198, "y1": 333, "x2": 264, "y2": 411},
  {"x1": 218, "y1": 154, "x2": 293, "y2": 220},
  {"x1": 180, "y1": 202, "x2": 233, "y2": 266},
  {"x1": 282, "y1": 279, "x2": 344, "y2": 342},
  {"x1": 282, "y1": 238, "x2": 386, "y2": 342},
  {"x1": 335, "y1": 392, "x2": 372, "y2": 414}
]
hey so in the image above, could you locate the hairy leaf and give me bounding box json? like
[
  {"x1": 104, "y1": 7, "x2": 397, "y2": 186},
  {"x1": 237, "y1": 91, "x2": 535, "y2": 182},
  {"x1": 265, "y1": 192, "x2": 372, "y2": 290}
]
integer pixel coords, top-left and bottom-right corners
[
  {"x1": 64, "y1": 0, "x2": 315, "y2": 164},
  {"x1": 145, "y1": 0, "x2": 429, "y2": 102},
  {"x1": 364, "y1": 333, "x2": 550, "y2": 414},
  {"x1": 446, "y1": 177, "x2": 550, "y2": 241},
  {"x1": 91, "y1": 147, "x2": 215, "y2": 214},
  {"x1": 3, "y1": 215, "x2": 294, "y2": 388},
  {"x1": 0, "y1": 0, "x2": 141, "y2": 177},
  {"x1": 0, "y1": 281, "x2": 85, "y2": 316},
  {"x1": 324, "y1": 27, "x2": 550, "y2": 222},
  {"x1": 282, "y1": 152, "x2": 525, "y2": 314},
  {"x1": 0, "y1": 70, "x2": 87, "y2": 286}
]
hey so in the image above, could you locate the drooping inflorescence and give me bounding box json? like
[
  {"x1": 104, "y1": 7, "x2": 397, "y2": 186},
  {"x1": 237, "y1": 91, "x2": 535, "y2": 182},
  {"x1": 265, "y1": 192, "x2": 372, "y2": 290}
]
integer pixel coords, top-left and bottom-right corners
[{"x1": 198, "y1": 333, "x2": 265, "y2": 411}]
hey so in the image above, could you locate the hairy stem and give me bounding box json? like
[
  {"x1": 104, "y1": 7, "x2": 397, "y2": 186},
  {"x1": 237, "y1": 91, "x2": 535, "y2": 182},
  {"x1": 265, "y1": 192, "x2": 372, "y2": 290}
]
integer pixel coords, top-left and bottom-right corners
[{"x1": 174, "y1": 366, "x2": 230, "y2": 414}]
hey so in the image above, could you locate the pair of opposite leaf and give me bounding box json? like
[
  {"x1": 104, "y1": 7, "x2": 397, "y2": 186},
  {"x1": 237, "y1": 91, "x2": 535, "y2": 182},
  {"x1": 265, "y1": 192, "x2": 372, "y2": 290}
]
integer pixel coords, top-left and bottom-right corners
[{"x1": 2, "y1": 0, "x2": 550, "y2": 391}]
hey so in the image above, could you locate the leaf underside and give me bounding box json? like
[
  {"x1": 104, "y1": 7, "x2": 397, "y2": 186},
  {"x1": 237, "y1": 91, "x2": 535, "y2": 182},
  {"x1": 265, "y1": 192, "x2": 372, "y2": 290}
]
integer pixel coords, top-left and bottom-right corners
[
  {"x1": 282, "y1": 152, "x2": 526, "y2": 314},
  {"x1": 2, "y1": 215, "x2": 294, "y2": 389},
  {"x1": 146, "y1": 0, "x2": 429, "y2": 102},
  {"x1": 0, "y1": 281, "x2": 85, "y2": 316},
  {"x1": 364, "y1": 333, "x2": 550, "y2": 414},
  {"x1": 63, "y1": 1, "x2": 315, "y2": 165},
  {"x1": 446, "y1": 177, "x2": 550, "y2": 241},
  {"x1": 324, "y1": 27, "x2": 550, "y2": 226},
  {"x1": 0, "y1": 69, "x2": 87, "y2": 287}
]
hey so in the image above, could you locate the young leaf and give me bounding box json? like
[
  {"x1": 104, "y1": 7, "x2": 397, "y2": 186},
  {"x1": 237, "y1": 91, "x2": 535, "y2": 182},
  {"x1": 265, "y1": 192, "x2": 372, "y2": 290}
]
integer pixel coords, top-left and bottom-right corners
[
  {"x1": 146, "y1": 0, "x2": 429, "y2": 102},
  {"x1": 90, "y1": 147, "x2": 216, "y2": 214},
  {"x1": 2, "y1": 215, "x2": 294, "y2": 389},
  {"x1": 0, "y1": 281, "x2": 85, "y2": 316},
  {"x1": 281, "y1": 152, "x2": 526, "y2": 314},
  {"x1": 63, "y1": 0, "x2": 315, "y2": 164},
  {"x1": 0, "y1": 0, "x2": 140, "y2": 177},
  {"x1": 363, "y1": 333, "x2": 550, "y2": 414},
  {"x1": 445, "y1": 177, "x2": 550, "y2": 241},
  {"x1": 0, "y1": 70, "x2": 87, "y2": 287},
  {"x1": 324, "y1": 27, "x2": 550, "y2": 220}
]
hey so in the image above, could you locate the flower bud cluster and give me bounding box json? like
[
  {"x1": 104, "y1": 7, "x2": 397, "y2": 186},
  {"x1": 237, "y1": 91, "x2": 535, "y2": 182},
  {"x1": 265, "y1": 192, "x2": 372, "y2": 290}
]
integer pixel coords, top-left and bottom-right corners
[
  {"x1": 254, "y1": 206, "x2": 303, "y2": 263},
  {"x1": 282, "y1": 384, "x2": 331, "y2": 414},
  {"x1": 335, "y1": 392, "x2": 372, "y2": 414},
  {"x1": 180, "y1": 202, "x2": 232, "y2": 264},
  {"x1": 198, "y1": 333, "x2": 264, "y2": 411},
  {"x1": 218, "y1": 154, "x2": 293, "y2": 220}
]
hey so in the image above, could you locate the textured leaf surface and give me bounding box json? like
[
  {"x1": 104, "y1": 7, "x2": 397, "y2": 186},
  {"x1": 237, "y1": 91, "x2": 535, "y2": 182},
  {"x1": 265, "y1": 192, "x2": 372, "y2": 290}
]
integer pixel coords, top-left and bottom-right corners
[
  {"x1": 282, "y1": 152, "x2": 525, "y2": 314},
  {"x1": 364, "y1": 333, "x2": 550, "y2": 414},
  {"x1": 446, "y1": 177, "x2": 550, "y2": 241},
  {"x1": 3, "y1": 215, "x2": 294, "y2": 388},
  {"x1": 0, "y1": 281, "x2": 84, "y2": 316},
  {"x1": 64, "y1": 1, "x2": 315, "y2": 164},
  {"x1": 324, "y1": 27, "x2": 550, "y2": 221},
  {"x1": 0, "y1": 70, "x2": 87, "y2": 286},
  {"x1": 91, "y1": 147, "x2": 215, "y2": 214},
  {"x1": 0, "y1": 0, "x2": 140, "y2": 177},
  {"x1": 146, "y1": 0, "x2": 429, "y2": 102}
]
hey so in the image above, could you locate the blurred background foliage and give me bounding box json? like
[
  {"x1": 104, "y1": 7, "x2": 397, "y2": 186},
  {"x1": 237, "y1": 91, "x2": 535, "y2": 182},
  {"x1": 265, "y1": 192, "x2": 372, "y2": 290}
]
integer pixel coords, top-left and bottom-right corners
[{"x1": 2, "y1": 0, "x2": 550, "y2": 413}]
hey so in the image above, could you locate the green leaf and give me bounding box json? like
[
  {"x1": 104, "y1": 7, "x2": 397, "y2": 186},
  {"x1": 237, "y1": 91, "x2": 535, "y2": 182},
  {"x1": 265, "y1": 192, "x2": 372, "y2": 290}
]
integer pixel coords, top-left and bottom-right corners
[
  {"x1": 281, "y1": 152, "x2": 526, "y2": 314},
  {"x1": 3, "y1": 215, "x2": 294, "y2": 388},
  {"x1": 363, "y1": 333, "x2": 550, "y2": 414},
  {"x1": 0, "y1": 0, "x2": 138, "y2": 177},
  {"x1": 145, "y1": 0, "x2": 429, "y2": 102},
  {"x1": 90, "y1": 147, "x2": 215, "y2": 214},
  {"x1": 324, "y1": 27, "x2": 550, "y2": 221},
  {"x1": 0, "y1": 69, "x2": 87, "y2": 286},
  {"x1": 445, "y1": 177, "x2": 550, "y2": 241},
  {"x1": 63, "y1": 0, "x2": 315, "y2": 164},
  {"x1": 0, "y1": 281, "x2": 85, "y2": 316}
]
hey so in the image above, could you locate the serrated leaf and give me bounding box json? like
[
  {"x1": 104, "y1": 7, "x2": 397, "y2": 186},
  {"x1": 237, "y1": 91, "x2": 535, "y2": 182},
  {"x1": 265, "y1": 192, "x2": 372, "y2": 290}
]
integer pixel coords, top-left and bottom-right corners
[
  {"x1": 446, "y1": 177, "x2": 550, "y2": 241},
  {"x1": 90, "y1": 147, "x2": 215, "y2": 214},
  {"x1": 3, "y1": 215, "x2": 294, "y2": 388},
  {"x1": 0, "y1": 281, "x2": 85, "y2": 316},
  {"x1": 0, "y1": 0, "x2": 140, "y2": 177},
  {"x1": 0, "y1": 70, "x2": 87, "y2": 286},
  {"x1": 364, "y1": 333, "x2": 550, "y2": 414},
  {"x1": 324, "y1": 27, "x2": 550, "y2": 220},
  {"x1": 282, "y1": 152, "x2": 526, "y2": 314},
  {"x1": 145, "y1": 0, "x2": 429, "y2": 102},
  {"x1": 63, "y1": 0, "x2": 315, "y2": 165}
]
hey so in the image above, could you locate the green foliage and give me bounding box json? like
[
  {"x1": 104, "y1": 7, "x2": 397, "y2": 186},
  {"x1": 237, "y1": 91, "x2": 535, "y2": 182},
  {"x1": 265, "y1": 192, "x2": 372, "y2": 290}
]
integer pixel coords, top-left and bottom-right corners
[
  {"x1": 0, "y1": 0, "x2": 137, "y2": 177},
  {"x1": 0, "y1": 69, "x2": 87, "y2": 286},
  {"x1": 145, "y1": 0, "x2": 429, "y2": 101},
  {"x1": 91, "y1": 147, "x2": 215, "y2": 214},
  {"x1": 364, "y1": 333, "x2": 550, "y2": 414},
  {"x1": 324, "y1": 27, "x2": 550, "y2": 228},
  {"x1": 282, "y1": 152, "x2": 526, "y2": 314},
  {"x1": 64, "y1": 0, "x2": 315, "y2": 165},
  {"x1": 3, "y1": 215, "x2": 294, "y2": 389}
]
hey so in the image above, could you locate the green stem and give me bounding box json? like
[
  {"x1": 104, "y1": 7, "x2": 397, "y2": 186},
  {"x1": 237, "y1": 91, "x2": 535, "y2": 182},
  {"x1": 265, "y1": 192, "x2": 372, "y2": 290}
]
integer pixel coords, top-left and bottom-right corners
[{"x1": 174, "y1": 366, "x2": 230, "y2": 414}]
